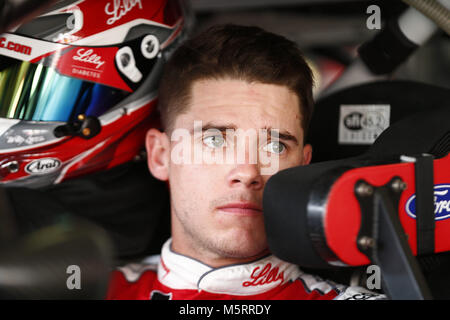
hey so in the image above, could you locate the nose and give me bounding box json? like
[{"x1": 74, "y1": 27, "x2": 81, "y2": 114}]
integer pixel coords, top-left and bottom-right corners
[{"x1": 227, "y1": 163, "x2": 264, "y2": 190}]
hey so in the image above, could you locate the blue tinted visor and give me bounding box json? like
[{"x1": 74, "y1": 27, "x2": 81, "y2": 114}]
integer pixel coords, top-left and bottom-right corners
[{"x1": 0, "y1": 56, "x2": 130, "y2": 122}]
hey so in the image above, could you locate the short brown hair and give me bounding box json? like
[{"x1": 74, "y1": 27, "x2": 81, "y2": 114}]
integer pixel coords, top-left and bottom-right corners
[{"x1": 158, "y1": 24, "x2": 314, "y2": 135}]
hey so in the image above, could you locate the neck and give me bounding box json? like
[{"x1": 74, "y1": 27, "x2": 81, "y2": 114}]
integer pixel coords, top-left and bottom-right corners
[{"x1": 170, "y1": 234, "x2": 270, "y2": 268}]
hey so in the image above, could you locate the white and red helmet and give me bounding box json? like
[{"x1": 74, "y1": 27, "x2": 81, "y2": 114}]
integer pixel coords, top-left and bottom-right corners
[{"x1": 0, "y1": 0, "x2": 190, "y2": 187}]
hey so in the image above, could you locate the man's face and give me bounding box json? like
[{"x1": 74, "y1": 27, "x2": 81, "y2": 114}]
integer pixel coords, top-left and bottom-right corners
[{"x1": 148, "y1": 78, "x2": 311, "y2": 266}]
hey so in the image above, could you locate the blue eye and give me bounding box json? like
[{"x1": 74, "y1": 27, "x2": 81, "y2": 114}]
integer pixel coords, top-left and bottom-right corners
[
  {"x1": 263, "y1": 141, "x2": 286, "y2": 154},
  {"x1": 203, "y1": 135, "x2": 226, "y2": 148}
]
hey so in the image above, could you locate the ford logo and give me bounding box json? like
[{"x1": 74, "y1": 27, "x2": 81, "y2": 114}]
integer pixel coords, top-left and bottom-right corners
[
  {"x1": 25, "y1": 158, "x2": 61, "y2": 175},
  {"x1": 405, "y1": 184, "x2": 450, "y2": 221}
]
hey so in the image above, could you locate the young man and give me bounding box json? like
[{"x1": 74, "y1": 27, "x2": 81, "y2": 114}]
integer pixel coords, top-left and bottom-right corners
[{"x1": 107, "y1": 24, "x2": 384, "y2": 300}]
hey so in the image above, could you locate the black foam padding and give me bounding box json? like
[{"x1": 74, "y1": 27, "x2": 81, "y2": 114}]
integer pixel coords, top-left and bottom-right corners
[
  {"x1": 366, "y1": 106, "x2": 450, "y2": 159},
  {"x1": 263, "y1": 157, "x2": 365, "y2": 269},
  {"x1": 308, "y1": 81, "x2": 450, "y2": 163},
  {"x1": 264, "y1": 164, "x2": 325, "y2": 268}
]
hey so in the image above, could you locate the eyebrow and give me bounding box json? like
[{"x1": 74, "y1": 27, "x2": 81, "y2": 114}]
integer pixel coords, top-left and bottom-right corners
[
  {"x1": 194, "y1": 123, "x2": 236, "y2": 133},
  {"x1": 192, "y1": 122, "x2": 299, "y2": 146},
  {"x1": 264, "y1": 126, "x2": 299, "y2": 146}
]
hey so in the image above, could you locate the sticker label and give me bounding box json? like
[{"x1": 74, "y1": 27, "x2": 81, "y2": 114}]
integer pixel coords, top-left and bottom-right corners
[
  {"x1": 25, "y1": 158, "x2": 61, "y2": 175},
  {"x1": 406, "y1": 184, "x2": 450, "y2": 221},
  {"x1": 338, "y1": 104, "x2": 390, "y2": 145}
]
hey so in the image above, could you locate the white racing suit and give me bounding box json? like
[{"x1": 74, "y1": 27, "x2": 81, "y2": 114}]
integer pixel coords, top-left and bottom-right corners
[{"x1": 107, "y1": 239, "x2": 386, "y2": 300}]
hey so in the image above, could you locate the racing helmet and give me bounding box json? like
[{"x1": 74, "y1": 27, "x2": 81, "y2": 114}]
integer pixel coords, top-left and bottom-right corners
[{"x1": 0, "y1": 0, "x2": 190, "y2": 187}]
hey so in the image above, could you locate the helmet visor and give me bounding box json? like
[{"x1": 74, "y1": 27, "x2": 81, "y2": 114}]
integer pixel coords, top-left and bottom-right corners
[{"x1": 0, "y1": 56, "x2": 130, "y2": 122}]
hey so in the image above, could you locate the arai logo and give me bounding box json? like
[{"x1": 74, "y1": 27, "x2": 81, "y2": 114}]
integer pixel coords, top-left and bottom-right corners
[
  {"x1": 25, "y1": 158, "x2": 61, "y2": 175},
  {"x1": 405, "y1": 184, "x2": 450, "y2": 221}
]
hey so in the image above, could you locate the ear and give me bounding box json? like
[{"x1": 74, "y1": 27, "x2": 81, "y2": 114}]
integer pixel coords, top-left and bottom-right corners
[
  {"x1": 146, "y1": 128, "x2": 170, "y2": 181},
  {"x1": 302, "y1": 144, "x2": 312, "y2": 165}
]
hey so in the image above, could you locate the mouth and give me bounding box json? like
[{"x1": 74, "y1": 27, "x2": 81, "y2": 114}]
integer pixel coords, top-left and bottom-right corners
[{"x1": 216, "y1": 202, "x2": 263, "y2": 216}]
